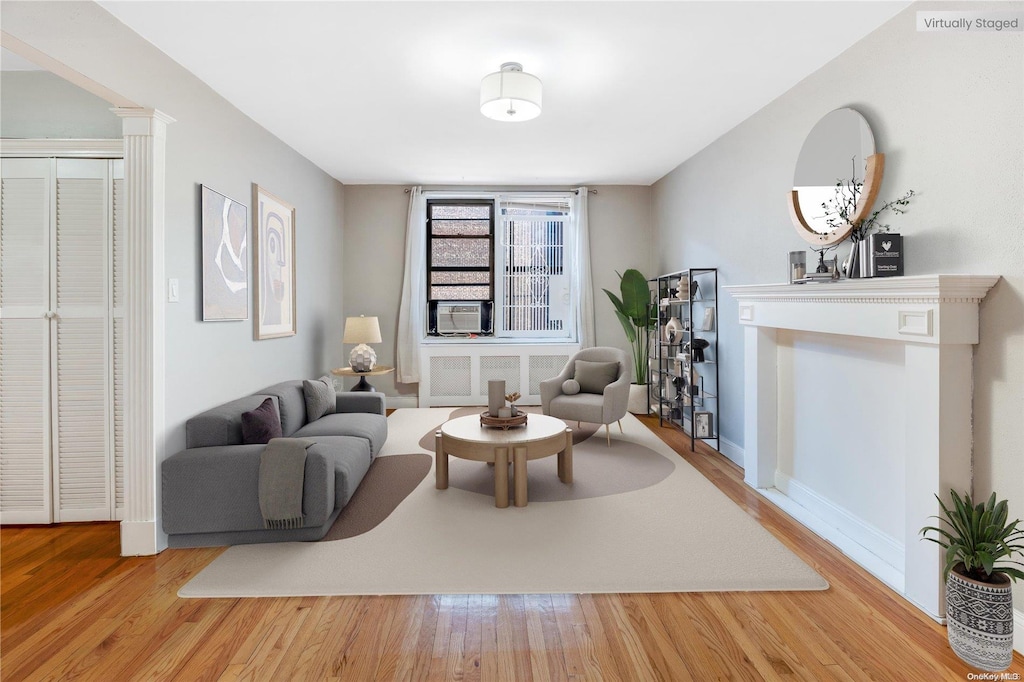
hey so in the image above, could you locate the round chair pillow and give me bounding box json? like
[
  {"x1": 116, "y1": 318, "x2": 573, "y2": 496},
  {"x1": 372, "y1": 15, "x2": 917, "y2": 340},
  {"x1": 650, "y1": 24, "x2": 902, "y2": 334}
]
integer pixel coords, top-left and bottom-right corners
[{"x1": 562, "y1": 379, "x2": 581, "y2": 395}]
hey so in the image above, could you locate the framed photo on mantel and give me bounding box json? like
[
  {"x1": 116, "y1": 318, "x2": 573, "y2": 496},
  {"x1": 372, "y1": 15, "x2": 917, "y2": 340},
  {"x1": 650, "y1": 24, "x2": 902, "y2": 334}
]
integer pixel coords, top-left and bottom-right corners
[{"x1": 253, "y1": 185, "x2": 297, "y2": 340}]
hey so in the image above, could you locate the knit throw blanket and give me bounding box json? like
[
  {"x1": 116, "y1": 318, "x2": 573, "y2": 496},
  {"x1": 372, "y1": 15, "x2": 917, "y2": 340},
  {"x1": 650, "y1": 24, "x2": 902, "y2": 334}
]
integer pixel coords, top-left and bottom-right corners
[{"x1": 259, "y1": 437, "x2": 314, "y2": 529}]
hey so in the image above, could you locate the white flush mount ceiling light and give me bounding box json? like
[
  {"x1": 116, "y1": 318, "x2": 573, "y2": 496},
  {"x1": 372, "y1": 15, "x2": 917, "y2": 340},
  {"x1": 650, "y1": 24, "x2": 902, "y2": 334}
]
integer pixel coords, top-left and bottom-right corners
[{"x1": 480, "y1": 62, "x2": 542, "y2": 122}]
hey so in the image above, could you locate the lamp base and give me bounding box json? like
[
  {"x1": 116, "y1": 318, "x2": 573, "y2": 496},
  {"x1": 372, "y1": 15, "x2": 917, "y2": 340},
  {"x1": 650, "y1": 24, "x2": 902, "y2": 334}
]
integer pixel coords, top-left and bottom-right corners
[
  {"x1": 350, "y1": 376, "x2": 377, "y2": 392},
  {"x1": 349, "y1": 343, "x2": 377, "y2": 372}
]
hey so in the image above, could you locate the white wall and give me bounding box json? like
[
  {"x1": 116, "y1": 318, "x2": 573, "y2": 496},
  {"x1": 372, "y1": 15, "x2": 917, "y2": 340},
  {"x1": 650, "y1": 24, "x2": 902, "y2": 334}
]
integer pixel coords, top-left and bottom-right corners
[
  {"x1": 1, "y1": 2, "x2": 348, "y2": 459},
  {"x1": 342, "y1": 185, "x2": 654, "y2": 397},
  {"x1": 652, "y1": 1, "x2": 1023, "y2": 602},
  {"x1": 1, "y1": 71, "x2": 123, "y2": 139}
]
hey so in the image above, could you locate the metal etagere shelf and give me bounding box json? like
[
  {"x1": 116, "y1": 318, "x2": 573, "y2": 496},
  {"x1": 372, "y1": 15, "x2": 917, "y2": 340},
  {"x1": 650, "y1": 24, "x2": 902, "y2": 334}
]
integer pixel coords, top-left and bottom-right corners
[{"x1": 648, "y1": 269, "x2": 720, "y2": 453}]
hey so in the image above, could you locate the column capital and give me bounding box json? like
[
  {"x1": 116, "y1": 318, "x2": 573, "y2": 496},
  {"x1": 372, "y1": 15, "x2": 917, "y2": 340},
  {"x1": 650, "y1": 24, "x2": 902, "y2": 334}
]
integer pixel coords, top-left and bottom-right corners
[{"x1": 111, "y1": 108, "x2": 176, "y2": 137}]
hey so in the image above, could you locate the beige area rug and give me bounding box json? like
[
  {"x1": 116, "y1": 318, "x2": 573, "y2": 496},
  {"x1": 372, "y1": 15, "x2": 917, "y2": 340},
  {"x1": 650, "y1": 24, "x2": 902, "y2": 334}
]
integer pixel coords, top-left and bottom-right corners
[{"x1": 179, "y1": 409, "x2": 828, "y2": 597}]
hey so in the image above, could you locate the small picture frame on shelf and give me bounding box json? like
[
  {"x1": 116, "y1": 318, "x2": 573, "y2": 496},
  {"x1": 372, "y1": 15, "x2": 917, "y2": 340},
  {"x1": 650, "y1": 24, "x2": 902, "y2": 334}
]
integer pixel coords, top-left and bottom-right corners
[
  {"x1": 701, "y1": 307, "x2": 715, "y2": 332},
  {"x1": 694, "y1": 411, "x2": 713, "y2": 439}
]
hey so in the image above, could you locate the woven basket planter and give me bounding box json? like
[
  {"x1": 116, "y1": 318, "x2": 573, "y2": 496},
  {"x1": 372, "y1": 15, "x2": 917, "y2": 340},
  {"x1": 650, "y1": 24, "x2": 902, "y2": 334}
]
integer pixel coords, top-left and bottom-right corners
[{"x1": 946, "y1": 563, "x2": 1013, "y2": 672}]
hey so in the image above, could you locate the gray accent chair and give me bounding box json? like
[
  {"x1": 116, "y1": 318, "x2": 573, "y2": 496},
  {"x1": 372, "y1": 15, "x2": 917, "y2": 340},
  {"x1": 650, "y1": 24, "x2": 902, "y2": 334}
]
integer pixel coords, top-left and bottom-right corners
[
  {"x1": 540, "y1": 347, "x2": 631, "y2": 446},
  {"x1": 162, "y1": 380, "x2": 387, "y2": 547}
]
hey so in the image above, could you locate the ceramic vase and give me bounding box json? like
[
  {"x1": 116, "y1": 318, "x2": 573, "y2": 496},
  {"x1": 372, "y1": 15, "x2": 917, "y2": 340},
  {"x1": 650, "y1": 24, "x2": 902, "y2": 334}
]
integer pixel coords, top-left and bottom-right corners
[
  {"x1": 664, "y1": 316, "x2": 682, "y2": 344},
  {"x1": 488, "y1": 380, "x2": 505, "y2": 417},
  {"x1": 945, "y1": 564, "x2": 1013, "y2": 672}
]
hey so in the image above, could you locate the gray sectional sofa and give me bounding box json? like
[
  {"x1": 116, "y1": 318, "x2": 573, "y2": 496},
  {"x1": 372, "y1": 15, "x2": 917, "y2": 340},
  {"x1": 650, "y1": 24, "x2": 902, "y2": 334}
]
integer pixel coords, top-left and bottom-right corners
[{"x1": 162, "y1": 379, "x2": 387, "y2": 547}]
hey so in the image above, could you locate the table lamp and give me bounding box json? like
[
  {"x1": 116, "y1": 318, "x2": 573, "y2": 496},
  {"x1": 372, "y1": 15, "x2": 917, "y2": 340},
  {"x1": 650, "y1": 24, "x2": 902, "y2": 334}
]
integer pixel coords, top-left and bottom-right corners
[{"x1": 343, "y1": 315, "x2": 382, "y2": 372}]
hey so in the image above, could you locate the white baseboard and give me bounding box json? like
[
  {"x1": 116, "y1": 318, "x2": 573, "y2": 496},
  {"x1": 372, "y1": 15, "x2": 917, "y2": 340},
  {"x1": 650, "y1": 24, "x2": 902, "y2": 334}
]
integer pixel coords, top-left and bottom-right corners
[
  {"x1": 385, "y1": 396, "x2": 419, "y2": 409},
  {"x1": 755, "y1": 483, "x2": 905, "y2": 595},
  {"x1": 1016, "y1": 609, "x2": 1024, "y2": 655},
  {"x1": 774, "y1": 472, "x2": 905, "y2": 572},
  {"x1": 719, "y1": 436, "x2": 744, "y2": 468}
]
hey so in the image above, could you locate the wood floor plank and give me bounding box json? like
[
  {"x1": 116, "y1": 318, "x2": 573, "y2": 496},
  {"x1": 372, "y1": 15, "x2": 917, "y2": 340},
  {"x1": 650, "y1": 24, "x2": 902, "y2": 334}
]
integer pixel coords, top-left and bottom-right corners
[{"x1": 3, "y1": 415, "x2": 1024, "y2": 680}]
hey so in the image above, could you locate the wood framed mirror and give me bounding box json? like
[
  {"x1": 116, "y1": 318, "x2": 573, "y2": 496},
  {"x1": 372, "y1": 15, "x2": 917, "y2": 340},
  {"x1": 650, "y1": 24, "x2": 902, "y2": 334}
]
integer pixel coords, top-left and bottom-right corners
[{"x1": 789, "y1": 108, "x2": 884, "y2": 246}]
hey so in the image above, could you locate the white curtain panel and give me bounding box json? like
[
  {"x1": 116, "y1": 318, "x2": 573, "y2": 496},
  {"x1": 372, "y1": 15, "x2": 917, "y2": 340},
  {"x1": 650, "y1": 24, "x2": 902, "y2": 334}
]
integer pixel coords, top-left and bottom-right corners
[
  {"x1": 396, "y1": 187, "x2": 426, "y2": 383},
  {"x1": 572, "y1": 187, "x2": 596, "y2": 348}
]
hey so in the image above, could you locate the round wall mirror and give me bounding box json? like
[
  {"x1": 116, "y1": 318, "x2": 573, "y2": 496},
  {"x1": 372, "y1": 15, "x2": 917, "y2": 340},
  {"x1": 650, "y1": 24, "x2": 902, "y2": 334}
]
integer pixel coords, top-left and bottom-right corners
[{"x1": 789, "y1": 107, "x2": 885, "y2": 246}]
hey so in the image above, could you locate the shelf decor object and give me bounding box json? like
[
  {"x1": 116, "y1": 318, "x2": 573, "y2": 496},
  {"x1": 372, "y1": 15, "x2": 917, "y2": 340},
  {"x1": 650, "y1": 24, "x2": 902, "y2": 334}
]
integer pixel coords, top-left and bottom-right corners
[{"x1": 650, "y1": 268, "x2": 719, "y2": 453}]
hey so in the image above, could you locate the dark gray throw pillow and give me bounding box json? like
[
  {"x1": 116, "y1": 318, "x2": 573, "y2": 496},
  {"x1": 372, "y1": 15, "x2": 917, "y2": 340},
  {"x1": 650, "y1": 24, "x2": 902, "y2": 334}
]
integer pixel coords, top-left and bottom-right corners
[
  {"x1": 241, "y1": 397, "x2": 283, "y2": 445},
  {"x1": 303, "y1": 375, "x2": 337, "y2": 422},
  {"x1": 573, "y1": 360, "x2": 619, "y2": 394}
]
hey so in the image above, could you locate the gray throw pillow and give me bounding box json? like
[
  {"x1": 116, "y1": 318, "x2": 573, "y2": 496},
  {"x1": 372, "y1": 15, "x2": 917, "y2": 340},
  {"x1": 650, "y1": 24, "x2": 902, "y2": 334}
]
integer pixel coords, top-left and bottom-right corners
[
  {"x1": 573, "y1": 360, "x2": 619, "y2": 394},
  {"x1": 562, "y1": 379, "x2": 581, "y2": 395},
  {"x1": 241, "y1": 397, "x2": 283, "y2": 445},
  {"x1": 303, "y1": 375, "x2": 337, "y2": 422}
]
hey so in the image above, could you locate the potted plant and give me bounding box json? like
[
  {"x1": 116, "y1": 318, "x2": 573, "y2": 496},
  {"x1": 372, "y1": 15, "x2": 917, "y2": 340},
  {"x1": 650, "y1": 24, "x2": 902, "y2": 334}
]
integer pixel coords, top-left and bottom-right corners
[
  {"x1": 603, "y1": 269, "x2": 654, "y2": 414},
  {"x1": 920, "y1": 489, "x2": 1024, "y2": 672}
]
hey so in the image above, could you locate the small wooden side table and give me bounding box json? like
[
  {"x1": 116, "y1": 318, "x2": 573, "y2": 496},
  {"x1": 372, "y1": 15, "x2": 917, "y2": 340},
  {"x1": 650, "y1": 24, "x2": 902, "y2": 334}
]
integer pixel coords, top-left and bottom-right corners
[{"x1": 330, "y1": 365, "x2": 394, "y2": 392}]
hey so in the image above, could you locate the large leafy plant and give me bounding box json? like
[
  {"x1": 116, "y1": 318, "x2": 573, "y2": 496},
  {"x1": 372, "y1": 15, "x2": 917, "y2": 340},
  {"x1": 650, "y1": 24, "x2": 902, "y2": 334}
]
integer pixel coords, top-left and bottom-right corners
[
  {"x1": 920, "y1": 489, "x2": 1024, "y2": 583},
  {"x1": 602, "y1": 269, "x2": 654, "y2": 385}
]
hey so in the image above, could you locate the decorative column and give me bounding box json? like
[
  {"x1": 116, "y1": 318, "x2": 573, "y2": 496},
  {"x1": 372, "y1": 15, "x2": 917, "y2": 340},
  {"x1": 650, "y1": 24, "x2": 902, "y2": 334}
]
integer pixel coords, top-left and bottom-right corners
[{"x1": 113, "y1": 108, "x2": 174, "y2": 556}]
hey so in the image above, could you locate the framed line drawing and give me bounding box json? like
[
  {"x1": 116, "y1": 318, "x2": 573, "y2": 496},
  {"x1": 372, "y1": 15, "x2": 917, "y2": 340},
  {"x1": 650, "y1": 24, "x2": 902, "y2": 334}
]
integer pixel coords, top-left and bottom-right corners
[
  {"x1": 694, "y1": 411, "x2": 714, "y2": 439},
  {"x1": 201, "y1": 185, "x2": 249, "y2": 321},
  {"x1": 253, "y1": 185, "x2": 296, "y2": 339}
]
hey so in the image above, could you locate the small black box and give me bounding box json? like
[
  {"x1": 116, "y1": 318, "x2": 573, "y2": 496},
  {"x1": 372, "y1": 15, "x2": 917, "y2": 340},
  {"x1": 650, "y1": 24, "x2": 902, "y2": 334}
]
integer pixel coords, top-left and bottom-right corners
[{"x1": 868, "y1": 233, "x2": 903, "y2": 277}]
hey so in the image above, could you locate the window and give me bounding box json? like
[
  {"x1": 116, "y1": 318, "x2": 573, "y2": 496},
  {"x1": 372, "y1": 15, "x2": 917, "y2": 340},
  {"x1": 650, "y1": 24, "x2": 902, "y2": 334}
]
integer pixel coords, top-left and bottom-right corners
[{"x1": 425, "y1": 194, "x2": 575, "y2": 340}]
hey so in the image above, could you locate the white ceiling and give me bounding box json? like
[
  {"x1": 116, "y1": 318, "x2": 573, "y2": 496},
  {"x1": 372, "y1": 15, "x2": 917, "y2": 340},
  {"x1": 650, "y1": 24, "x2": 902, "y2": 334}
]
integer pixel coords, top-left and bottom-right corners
[{"x1": 99, "y1": 1, "x2": 908, "y2": 186}]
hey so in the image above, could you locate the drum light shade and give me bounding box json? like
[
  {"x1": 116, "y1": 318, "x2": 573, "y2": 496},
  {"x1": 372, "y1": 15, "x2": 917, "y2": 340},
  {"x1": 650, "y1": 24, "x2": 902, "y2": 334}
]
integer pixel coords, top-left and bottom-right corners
[{"x1": 480, "y1": 62, "x2": 542, "y2": 122}]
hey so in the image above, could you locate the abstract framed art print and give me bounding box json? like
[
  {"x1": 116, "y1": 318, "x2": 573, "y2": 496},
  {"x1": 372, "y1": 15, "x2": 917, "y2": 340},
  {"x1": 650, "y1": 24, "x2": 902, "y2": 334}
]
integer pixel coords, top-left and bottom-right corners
[
  {"x1": 201, "y1": 185, "x2": 249, "y2": 321},
  {"x1": 253, "y1": 185, "x2": 297, "y2": 339}
]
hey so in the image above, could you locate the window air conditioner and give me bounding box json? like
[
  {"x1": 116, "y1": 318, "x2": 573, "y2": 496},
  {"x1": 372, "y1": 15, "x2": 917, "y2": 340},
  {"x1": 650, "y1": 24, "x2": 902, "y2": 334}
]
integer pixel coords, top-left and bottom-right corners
[{"x1": 437, "y1": 302, "x2": 483, "y2": 334}]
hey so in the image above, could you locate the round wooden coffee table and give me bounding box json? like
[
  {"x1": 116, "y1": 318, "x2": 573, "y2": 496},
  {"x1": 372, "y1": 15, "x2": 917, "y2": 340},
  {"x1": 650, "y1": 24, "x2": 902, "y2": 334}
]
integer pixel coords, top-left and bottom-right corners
[{"x1": 435, "y1": 414, "x2": 573, "y2": 508}]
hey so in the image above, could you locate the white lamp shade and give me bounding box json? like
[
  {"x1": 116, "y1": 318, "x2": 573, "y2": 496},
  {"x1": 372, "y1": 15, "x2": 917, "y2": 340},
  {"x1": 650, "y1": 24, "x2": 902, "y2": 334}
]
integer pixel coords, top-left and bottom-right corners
[
  {"x1": 343, "y1": 315, "x2": 382, "y2": 344},
  {"x1": 480, "y1": 63, "x2": 542, "y2": 122}
]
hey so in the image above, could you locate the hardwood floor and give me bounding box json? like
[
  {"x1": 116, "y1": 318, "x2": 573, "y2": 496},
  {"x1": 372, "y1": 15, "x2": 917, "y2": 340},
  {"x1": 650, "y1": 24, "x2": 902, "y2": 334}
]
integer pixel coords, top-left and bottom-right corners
[{"x1": 3, "y1": 416, "x2": 1023, "y2": 681}]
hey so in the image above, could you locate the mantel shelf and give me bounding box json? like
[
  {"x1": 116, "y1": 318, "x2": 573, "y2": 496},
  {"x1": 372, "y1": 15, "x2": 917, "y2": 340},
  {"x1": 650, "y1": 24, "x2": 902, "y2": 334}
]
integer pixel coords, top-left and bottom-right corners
[
  {"x1": 725, "y1": 274, "x2": 999, "y2": 304},
  {"x1": 725, "y1": 274, "x2": 1000, "y2": 347}
]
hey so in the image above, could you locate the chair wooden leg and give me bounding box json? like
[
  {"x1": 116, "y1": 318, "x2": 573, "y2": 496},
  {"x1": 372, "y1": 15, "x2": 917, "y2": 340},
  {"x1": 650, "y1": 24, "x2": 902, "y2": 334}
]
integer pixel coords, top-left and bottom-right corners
[
  {"x1": 577, "y1": 421, "x2": 581, "y2": 429},
  {"x1": 617, "y1": 420, "x2": 623, "y2": 433},
  {"x1": 605, "y1": 423, "x2": 611, "y2": 446}
]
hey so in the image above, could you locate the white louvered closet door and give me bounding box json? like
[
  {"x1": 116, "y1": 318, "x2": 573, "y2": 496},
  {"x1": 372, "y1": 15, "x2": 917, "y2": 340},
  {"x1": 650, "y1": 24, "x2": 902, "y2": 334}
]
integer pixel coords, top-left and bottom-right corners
[
  {"x1": 0, "y1": 159, "x2": 54, "y2": 524},
  {"x1": 52, "y1": 159, "x2": 113, "y2": 522}
]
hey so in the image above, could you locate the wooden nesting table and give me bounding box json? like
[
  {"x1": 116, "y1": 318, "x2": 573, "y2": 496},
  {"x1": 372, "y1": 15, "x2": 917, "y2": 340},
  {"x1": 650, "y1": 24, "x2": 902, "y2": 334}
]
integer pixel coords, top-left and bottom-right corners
[{"x1": 435, "y1": 414, "x2": 573, "y2": 508}]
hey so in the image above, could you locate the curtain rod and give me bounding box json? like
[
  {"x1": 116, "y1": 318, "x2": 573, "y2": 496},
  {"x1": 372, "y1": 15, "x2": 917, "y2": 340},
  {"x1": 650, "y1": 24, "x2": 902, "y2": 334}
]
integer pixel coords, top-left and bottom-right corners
[{"x1": 404, "y1": 188, "x2": 597, "y2": 194}]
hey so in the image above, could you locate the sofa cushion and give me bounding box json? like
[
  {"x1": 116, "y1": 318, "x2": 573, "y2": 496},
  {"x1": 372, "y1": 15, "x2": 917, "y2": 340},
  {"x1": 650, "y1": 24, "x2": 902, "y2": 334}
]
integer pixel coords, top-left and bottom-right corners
[
  {"x1": 292, "y1": 412, "x2": 388, "y2": 458},
  {"x1": 305, "y1": 436, "x2": 373, "y2": 509},
  {"x1": 186, "y1": 394, "x2": 279, "y2": 449},
  {"x1": 256, "y1": 380, "x2": 308, "y2": 436},
  {"x1": 573, "y1": 360, "x2": 619, "y2": 394},
  {"x1": 549, "y1": 392, "x2": 605, "y2": 423},
  {"x1": 562, "y1": 379, "x2": 581, "y2": 395},
  {"x1": 303, "y1": 376, "x2": 337, "y2": 422},
  {"x1": 241, "y1": 397, "x2": 283, "y2": 445}
]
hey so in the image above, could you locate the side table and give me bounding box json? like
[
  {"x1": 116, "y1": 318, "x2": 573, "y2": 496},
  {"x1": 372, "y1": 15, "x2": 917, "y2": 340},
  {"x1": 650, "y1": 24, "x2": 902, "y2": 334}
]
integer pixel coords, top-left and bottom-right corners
[{"x1": 330, "y1": 365, "x2": 395, "y2": 392}]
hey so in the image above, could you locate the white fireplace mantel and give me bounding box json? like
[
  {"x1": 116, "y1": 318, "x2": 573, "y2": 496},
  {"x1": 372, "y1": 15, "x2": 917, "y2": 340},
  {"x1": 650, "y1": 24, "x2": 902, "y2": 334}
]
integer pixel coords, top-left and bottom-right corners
[{"x1": 726, "y1": 274, "x2": 999, "y2": 620}]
